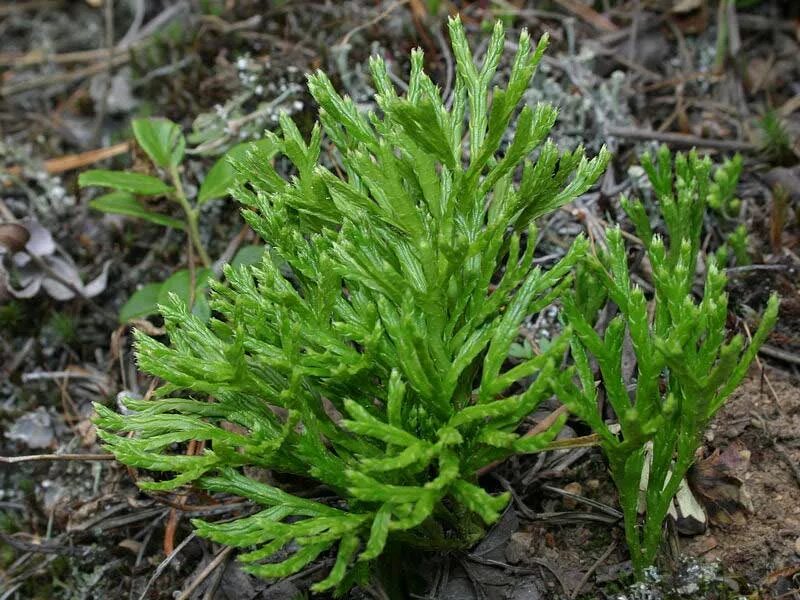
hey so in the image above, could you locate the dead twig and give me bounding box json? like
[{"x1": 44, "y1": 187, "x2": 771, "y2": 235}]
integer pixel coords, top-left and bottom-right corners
[
  {"x1": 175, "y1": 545, "x2": 234, "y2": 600},
  {"x1": 138, "y1": 533, "x2": 197, "y2": 600},
  {"x1": 0, "y1": 453, "x2": 114, "y2": 464},
  {"x1": 90, "y1": 0, "x2": 116, "y2": 145},
  {"x1": 743, "y1": 321, "x2": 784, "y2": 415},
  {"x1": 606, "y1": 126, "x2": 757, "y2": 152},
  {"x1": 0, "y1": 47, "x2": 124, "y2": 68},
  {"x1": 1, "y1": 142, "x2": 130, "y2": 180},
  {"x1": 467, "y1": 553, "x2": 571, "y2": 596},
  {"x1": 570, "y1": 539, "x2": 617, "y2": 599},
  {"x1": 540, "y1": 484, "x2": 622, "y2": 519},
  {"x1": 725, "y1": 264, "x2": 791, "y2": 276},
  {"x1": 0, "y1": 53, "x2": 130, "y2": 97},
  {"x1": 0, "y1": 532, "x2": 95, "y2": 558},
  {"x1": 552, "y1": 0, "x2": 618, "y2": 32},
  {"x1": 758, "y1": 344, "x2": 800, "y2": 367},
  {"x1": 335, "y1": 0, "x2": 410, "y2": 49}
]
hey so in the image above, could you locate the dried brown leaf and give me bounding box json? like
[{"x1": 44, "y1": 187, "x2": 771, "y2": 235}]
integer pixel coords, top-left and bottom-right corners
[{"x1": 688, "y1": 443, "x2": 754, "y2": 528}]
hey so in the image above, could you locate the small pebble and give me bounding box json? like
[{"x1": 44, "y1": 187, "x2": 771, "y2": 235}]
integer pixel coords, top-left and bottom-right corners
[
  {"x1": 563, "y1": 482, "x2": 583, "y2": 509},
  {"x1": 505, "y1": 532, "x2": 533, "y2": 564}
]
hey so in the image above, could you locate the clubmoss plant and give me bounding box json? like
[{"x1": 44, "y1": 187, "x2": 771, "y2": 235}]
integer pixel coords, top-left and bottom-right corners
[
  {"x1": 95, "y1": 17, "x2": 609, "y2": 595},
  {"x1": 707, "y1": 153, "x2": 741, "y2": 216},
  {"x1": 555, "y1": 147, "x2": 779, "y2": 577}
]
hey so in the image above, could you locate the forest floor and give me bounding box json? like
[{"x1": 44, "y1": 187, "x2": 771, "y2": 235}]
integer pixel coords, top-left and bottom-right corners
[{"x1": 1, "y1": 1, "x2": 799, "y2": 599}]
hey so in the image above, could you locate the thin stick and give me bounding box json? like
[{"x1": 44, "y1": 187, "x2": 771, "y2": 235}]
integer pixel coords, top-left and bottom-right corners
[
  {"x1": 138, "y1": 533, "x2": 197, "y2": 600},
  {"x1": 758, "y1": 344, "x2": 800, "y2": 367},
  {"x1": 0, "y1": 453, "x2": 114, "y2": 464},
  {"x1": 743, "y1": 321, "x2": 783, "y2": 414},
  {"x1": 0, "y1": 142, "x2": 130, "y2": 180},
  {"x1": 606, "y1": 126, "x2": 757, "y2": 152},
  {"x1": 0, "y1": 53, "x2": 130, "y2": 97},
  {"x1": 0, "y1": 47, "x2": 123, "y2": 68},
  {"x1": 543, "y1": 434, "x2": 601, "y2": 450},
  {"x1": 335, "y1": 0, "x2": 410, "y2": 48},
  {"x1": 175, "y1": 546, "x2": 234, "y2": 600},
  {"x1": 552, "y1": 0, "x2": 618, "y2": 32},
  {"x1": 569, "y1": 539, "x2": 617, "y2": 599}
]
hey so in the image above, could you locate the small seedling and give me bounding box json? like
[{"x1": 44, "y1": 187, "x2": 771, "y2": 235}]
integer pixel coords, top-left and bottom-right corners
[
  {"x1": 79, "y1": 118, "x2": 275, "y2": 322},
  {"x1": 707, "y1": 153, "x2": 742, "y2": 216},
  {"x1": 759, "y1": 109, "x2": 795, "y2": 165}
]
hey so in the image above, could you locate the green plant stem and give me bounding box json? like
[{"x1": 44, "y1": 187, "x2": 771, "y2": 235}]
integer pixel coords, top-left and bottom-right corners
[
  {"x1": 169, "y1": 165, "x2": 211, "y2": 268},
  {"x1": 713, "y1": 0, "x2": 729, "y2": 73}
]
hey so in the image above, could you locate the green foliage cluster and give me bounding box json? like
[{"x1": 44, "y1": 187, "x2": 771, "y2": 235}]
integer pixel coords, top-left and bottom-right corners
[
  {"x1": 79, "y1": 118, "x2": 274, "y2": 322},
  {"x1": 759, "y1": 109, "x2": 795, "y2": 165},
  {"x1": 720, "y1": 223, "x2": 752, "y2": 267},
  {"x1": 707, "y1": 153, "x2": 741, "y2": 216},
  {"x1": 556, "y1": 147, "x2": 779, "y2": 575},
  {"x1": 91, "y1": 17, "x2": 779, "y2": 594},
  {"x1": 95, "y1": 17, "x2": 609, "y2": 594}
]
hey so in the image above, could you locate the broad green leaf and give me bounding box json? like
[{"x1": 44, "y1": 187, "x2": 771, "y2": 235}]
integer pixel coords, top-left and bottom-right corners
[
  {"x1": 157, "y1": 268, "x2": 213, "y2": 320},
  {"x1": 132, "y1": 118, "x2": 186, "y2": 168},
  {"x1": 231, "y1": 244, "x2": 264, "y2": 269},
  {"x1": 508, "y1": 340, "x2": 533, "y2": 359},
  {"x1": 89, "y1": 191, "x2": 185, "y2": 230},
  {"x1": 119, "y1": 282, "x2": 162, "y2": 323},
  {"x1": 197, "y1": 139, "x2": 279, "y2": 204},
  {"x1": 192, "y1": 293, "x2": 211, "y2": 322},
  {"x1": 79, "y1": 170, "x2": 173, "y2": 196}
]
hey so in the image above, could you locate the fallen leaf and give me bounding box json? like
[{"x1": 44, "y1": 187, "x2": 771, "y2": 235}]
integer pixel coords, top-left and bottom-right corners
[
  {"x1": 7, "y1": 408, "x2": 55, "y2": 449},
  {"x1": 0, "y1": 223, "x2": 30, "y2": 252},
  {"x1": 689, "y1": 535, "x2": 719, "y2": 555},
  {"x1": 688, "y1": 443, "x2": 753, "y2": 527},
  {"x1": 669, "y1": 477, "x2": 707, "y2": 535},
  {"x1": 117, "y1": 539, "x2": 142, "y2": 555},
  {"x1": 22, "y1": 219, "x2": 55, "y2": 257},
  {"x1": 671, "y1": 0, "x2": 704, "y2": 13}
]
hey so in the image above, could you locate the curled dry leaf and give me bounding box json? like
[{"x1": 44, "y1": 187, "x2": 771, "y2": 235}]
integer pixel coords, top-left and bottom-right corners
[
  {"x1": 21, "y1": 218, "x2": 56, "y2": 257},
  {"x1": 0, "y1": 223, "x2": 30, "y2": 252},
  {"x1": 0, "y1": 219, "x2": 110, "y2": 300},
  {"x1": 688, "y1": 442, "x2": 754, "y2": 527}
]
